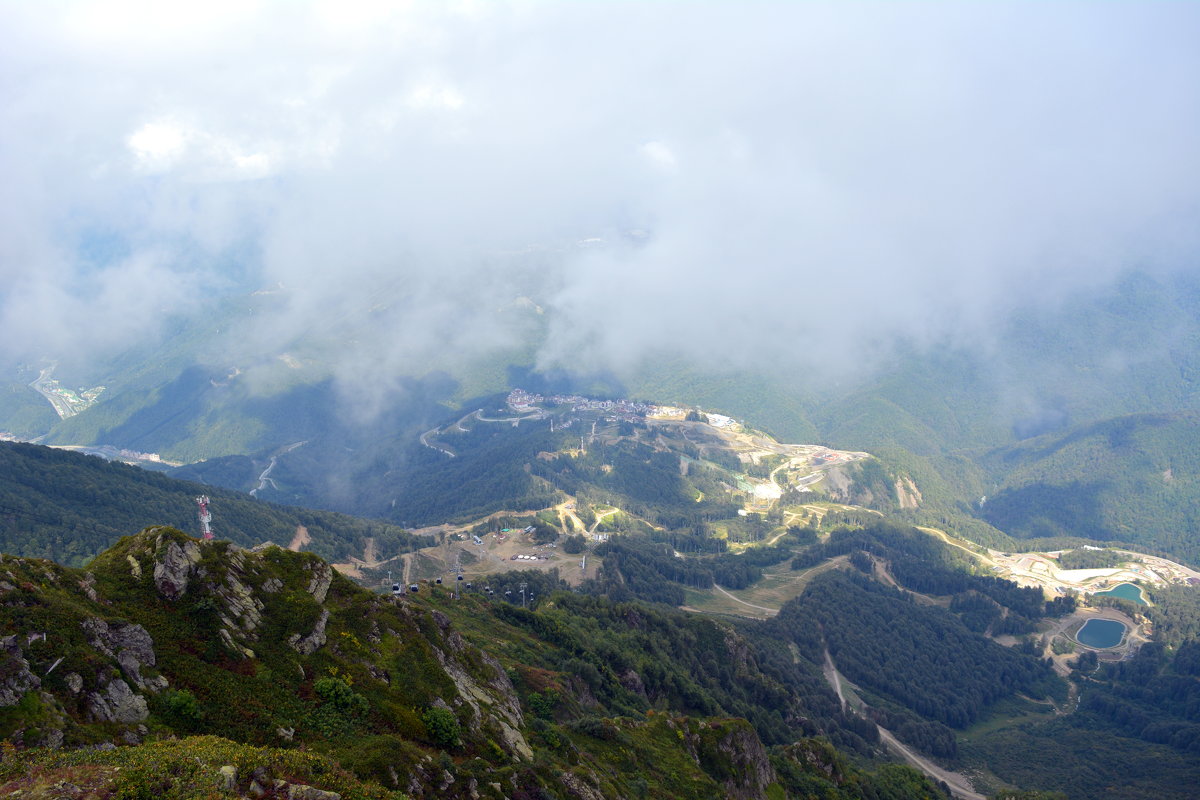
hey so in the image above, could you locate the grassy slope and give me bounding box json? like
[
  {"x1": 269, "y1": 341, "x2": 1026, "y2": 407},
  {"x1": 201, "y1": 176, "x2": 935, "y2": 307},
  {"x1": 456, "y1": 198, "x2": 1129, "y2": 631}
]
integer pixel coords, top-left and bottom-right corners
[
  {"x1": 1, "y1": 736, "x2": 405, "y2": 800},
  {"x1": 0, "y1": 528, "x2": 947, "y2": 800}
]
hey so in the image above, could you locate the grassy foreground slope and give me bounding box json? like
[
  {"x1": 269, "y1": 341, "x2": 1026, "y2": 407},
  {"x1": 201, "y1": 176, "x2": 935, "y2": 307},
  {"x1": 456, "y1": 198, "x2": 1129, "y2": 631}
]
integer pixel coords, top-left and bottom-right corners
[
  {"x1": 0, "y1": 526, "x2": 949, "y2": 800},
  {"x1": 1, "y1": 736, "x2": 402, "y2": 800}
]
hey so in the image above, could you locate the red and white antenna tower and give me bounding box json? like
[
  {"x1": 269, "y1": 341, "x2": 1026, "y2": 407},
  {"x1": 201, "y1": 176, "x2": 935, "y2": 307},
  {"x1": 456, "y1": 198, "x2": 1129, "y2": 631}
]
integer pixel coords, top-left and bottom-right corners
[{"x1": 195, "y1": 495, "x2": 213, "y2": 540}]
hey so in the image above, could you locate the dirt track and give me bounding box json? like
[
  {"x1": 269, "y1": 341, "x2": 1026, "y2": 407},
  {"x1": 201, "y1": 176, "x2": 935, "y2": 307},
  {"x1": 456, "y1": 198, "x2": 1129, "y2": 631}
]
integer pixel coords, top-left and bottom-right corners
[
  {"x1": 877, "y1": 727, "x2": 985, "y2": 800},
  {"x1": 822, "y1": 648, "x2": 985, "y2": 800},
  {"x1": 713, "y1": 584, "x2": 780, "y2": 614},
  {"x1": 288, "y1": 525, "x2": 310, "y2": 551}
]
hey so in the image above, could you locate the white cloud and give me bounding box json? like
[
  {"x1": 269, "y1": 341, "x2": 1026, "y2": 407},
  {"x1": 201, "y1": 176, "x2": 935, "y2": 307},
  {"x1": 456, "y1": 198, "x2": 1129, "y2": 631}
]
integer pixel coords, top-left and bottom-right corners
[
  {"x1": 0, "y1": 1, "x2": 1197, "y2": 391},
  {"x1": 408, "y1": 84, "x2": 466, "y2": 111},
  {"x1": 128, "y1": 121, "x2": 188, "y2": 172},
  {"x1": 640, "y1": 141, "x2": 678, "y2": 173}
]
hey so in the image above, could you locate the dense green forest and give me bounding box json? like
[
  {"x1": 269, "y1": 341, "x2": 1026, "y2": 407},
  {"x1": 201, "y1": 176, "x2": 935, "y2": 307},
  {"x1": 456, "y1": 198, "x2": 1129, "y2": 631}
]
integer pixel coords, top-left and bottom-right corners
[
  {"x1": 962, "y1": 607, "x2": 1200, "y2": 799},
  {"x1": 589, "y1": 531, "x2": 809, "y2": 605},
  {"x1": 979, "y1": 412, "x2": 1200, "y2": 564},
  {"x1": 372, "y1": 423, "x2": 566, "y2": 525},
  {"x1": 0, "y1": 441, "x2": 421, "y2": 564},
  {"x1": 558, "y1": 518, "x2": 1198, "y2": 797},
  {"x1": 1055, "y1": 548, "x2": 1128, "y2": 570},
  {"x1": 0, "y1": 381, "x2": 57, "y2": 438},
  {"x1": 774, "y1": 571, "x2": 1060, "y2": 728},
  {"x1": 792, "y1": 523, "x2": 1073, "y2": 632}
]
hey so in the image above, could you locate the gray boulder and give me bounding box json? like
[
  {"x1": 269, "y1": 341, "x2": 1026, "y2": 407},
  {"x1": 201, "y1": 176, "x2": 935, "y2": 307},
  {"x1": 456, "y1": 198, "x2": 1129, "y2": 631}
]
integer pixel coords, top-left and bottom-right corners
[
  {"x1": 85, "y1": 678, "x2": 148, "y2": 723},
  {"x1": 153, "y1": 536, "x2": 202, "y2": 600},
  {"x1": 0, "y1": 636, "x2": 40, "y2": 707},
  {"x1": 288, "y1": 609, "x2": 330, "y2": 655}
]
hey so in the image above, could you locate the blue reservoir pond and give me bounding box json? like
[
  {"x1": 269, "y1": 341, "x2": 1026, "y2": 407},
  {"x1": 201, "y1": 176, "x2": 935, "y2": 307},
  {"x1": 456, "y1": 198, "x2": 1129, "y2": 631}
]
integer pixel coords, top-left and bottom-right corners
[
  {"x1": 1076, "y1": 618, "x2": 1127, "y2": 649},
  {"x1": 1092, "y1": 582, "x2": 1147, "y2": 605}
]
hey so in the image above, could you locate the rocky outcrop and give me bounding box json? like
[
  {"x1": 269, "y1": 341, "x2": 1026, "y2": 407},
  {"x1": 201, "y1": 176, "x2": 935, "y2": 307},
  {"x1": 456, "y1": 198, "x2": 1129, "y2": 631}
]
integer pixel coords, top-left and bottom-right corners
[
  {"x1": 673, "y1": 718, "x2": 775, "y2": 800},
  {"x1": 288, "y1": 609, "x2": 330, "y2": 655},
  {"x1": 429, "y1": 644, "x2": 531, "y2": 760},
  {"x1": 81, "y1": 617, "x2": 165, "y2": 691},
  {"x1": 152, "y1": 534, "x2": 202, "y2": 600},
  {"x1": 895, "y1": 476, "x2": 923, "y2": 509},
  {"x1": 559, "y1": 771, "x2": 605, "y2": 800},
  {"x1": 714, "y1": 723, "x2": 775, "y2": 800},
  {"x1": 0, "y1": 635, "x2": 40, "y2": 706},
  {"x1": 85, "y1": 677, "x2": 148, "y2": 724},
  {"x1": 78, "y1": 572, "x2": 102, "y2": 603},
  {"x1": 778, "y1": 739, "x2": 848, "y2": 785},
  {"x1": 149, "y1": 534, "x2": 274, "y2": 659},
  {"x1": 619, "y1": 668, "x2": 647, "y2": 698},
  {"x1": 213, "y1": 553, "x2": 265, "y2": 657},
  {"x1": 81, "y1": 617, "x2": 154, "y2": 664},
  {"x1": 304, "y1": 562, "x2": 333, "y2": 604},
  {"x1": 417, "y1": 605, "x2": 532, "y2": 760},
  {"x1": 281, "y1": 781, "x2": 340, "y2": 800},
  {"x1": 723, "y1": 630, "x2": 754, "y2": 675}
]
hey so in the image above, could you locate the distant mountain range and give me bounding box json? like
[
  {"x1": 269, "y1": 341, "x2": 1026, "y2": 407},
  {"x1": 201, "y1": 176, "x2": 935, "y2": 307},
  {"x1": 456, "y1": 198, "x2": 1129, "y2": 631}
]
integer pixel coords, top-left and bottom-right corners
[
  {"x1": 6, "y1": 269, "x2": 1200, "y2": 564},
  {"x1": 980, "y1": 412, "x2": 1200, "y2": 562}
]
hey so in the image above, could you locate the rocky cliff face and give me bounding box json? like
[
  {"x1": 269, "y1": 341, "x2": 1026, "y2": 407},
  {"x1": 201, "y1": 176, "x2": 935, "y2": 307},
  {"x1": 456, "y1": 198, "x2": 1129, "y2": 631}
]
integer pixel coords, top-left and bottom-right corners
[
  {"x1": 0, "y1": 527, "x2": 539, "y2": 794},
  {"x1": 671, "y1": 716, "x2": 776, "y2": 800},
  {"x1": 0, "y1": 634, "x2": 41, "y2": 706}
]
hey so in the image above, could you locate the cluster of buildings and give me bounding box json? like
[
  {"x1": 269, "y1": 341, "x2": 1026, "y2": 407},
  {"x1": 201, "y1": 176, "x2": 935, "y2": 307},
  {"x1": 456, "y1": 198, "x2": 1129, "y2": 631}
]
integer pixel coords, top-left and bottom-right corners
[
  {"x1": 506, "y1": 389, "x2": 545, "y2": 414},
  {"x1": 507, "y1": 388, "x2": 657, "y2": 417},
  {"x1": 30, "y1": 371, "x2": 105, "y2": 419},
  {"x1": 506, "y1": 389, "x2": 735, "y2": 428}
]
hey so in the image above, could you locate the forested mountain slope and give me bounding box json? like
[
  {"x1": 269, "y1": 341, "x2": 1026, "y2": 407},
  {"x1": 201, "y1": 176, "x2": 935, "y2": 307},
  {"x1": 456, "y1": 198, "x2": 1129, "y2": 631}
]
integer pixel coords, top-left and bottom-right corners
[
  {"x1": 0, "y1": 441, "x2": 419, "y2": 566},
  {"x1": 979, "y1": 412, "x2": 1200, "y2": 563},
  {"x1": 815, "y1": 273, "x2": 1200, "y2": 454}
]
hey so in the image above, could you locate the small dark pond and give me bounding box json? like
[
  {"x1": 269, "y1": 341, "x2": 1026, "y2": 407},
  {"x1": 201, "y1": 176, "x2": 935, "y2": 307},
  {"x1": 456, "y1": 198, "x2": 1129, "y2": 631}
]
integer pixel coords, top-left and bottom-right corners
[
  {"x1": 1092, "y1": 583, "x2": 1147, "y2": 605},
  {"x1": 1077, "y1": 618, "x2": 1127, "y2": 649}
]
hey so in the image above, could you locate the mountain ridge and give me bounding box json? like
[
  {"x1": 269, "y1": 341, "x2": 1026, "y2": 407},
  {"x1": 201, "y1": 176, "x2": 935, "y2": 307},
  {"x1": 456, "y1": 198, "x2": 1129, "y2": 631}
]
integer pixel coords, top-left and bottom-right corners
[{"x1": 0, "y1": 525, "x2": 951, "y2": 800}]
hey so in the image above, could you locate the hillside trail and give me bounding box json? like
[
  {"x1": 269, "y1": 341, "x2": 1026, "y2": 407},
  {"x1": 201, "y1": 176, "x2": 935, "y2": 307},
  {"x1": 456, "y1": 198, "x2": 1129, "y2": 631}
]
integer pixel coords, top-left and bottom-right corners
[
  {"x1": 917, "y1": 526, "x2": 999, "y2": 569},
  {"x1": 418, "y1": 427, "x2": 456, "y2": 457},
  {"x1": 589, "y1": 508, "x2": 618, "y2": 534},
  {"x1": 762, "y1": 526, "x2": 793, "y2": 546},
  {"x1": 698, "y1": 556, "x2": 850, "y2": 619},
  {"x1": 288, "y1": 525, "x2": 311, "y2": 551},
  {"x1": 876, "y1": 727, "x2": 985, "y2": 800},
  {"x1": 712, "y1": 584, "x2": 780, "y2": 614},
  {"x1": 822, "y1": 648, "x2": 846, "y2": 710},
  {"x1": 820, "y1": 648, "x2": 985, "y2": 800}
]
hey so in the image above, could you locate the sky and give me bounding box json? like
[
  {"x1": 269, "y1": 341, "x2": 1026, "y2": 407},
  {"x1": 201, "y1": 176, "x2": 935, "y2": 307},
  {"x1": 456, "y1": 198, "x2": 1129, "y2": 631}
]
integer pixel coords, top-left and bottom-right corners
[{"x1": 2, "y1": 1, "x2": 1199, "y2": 389}]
